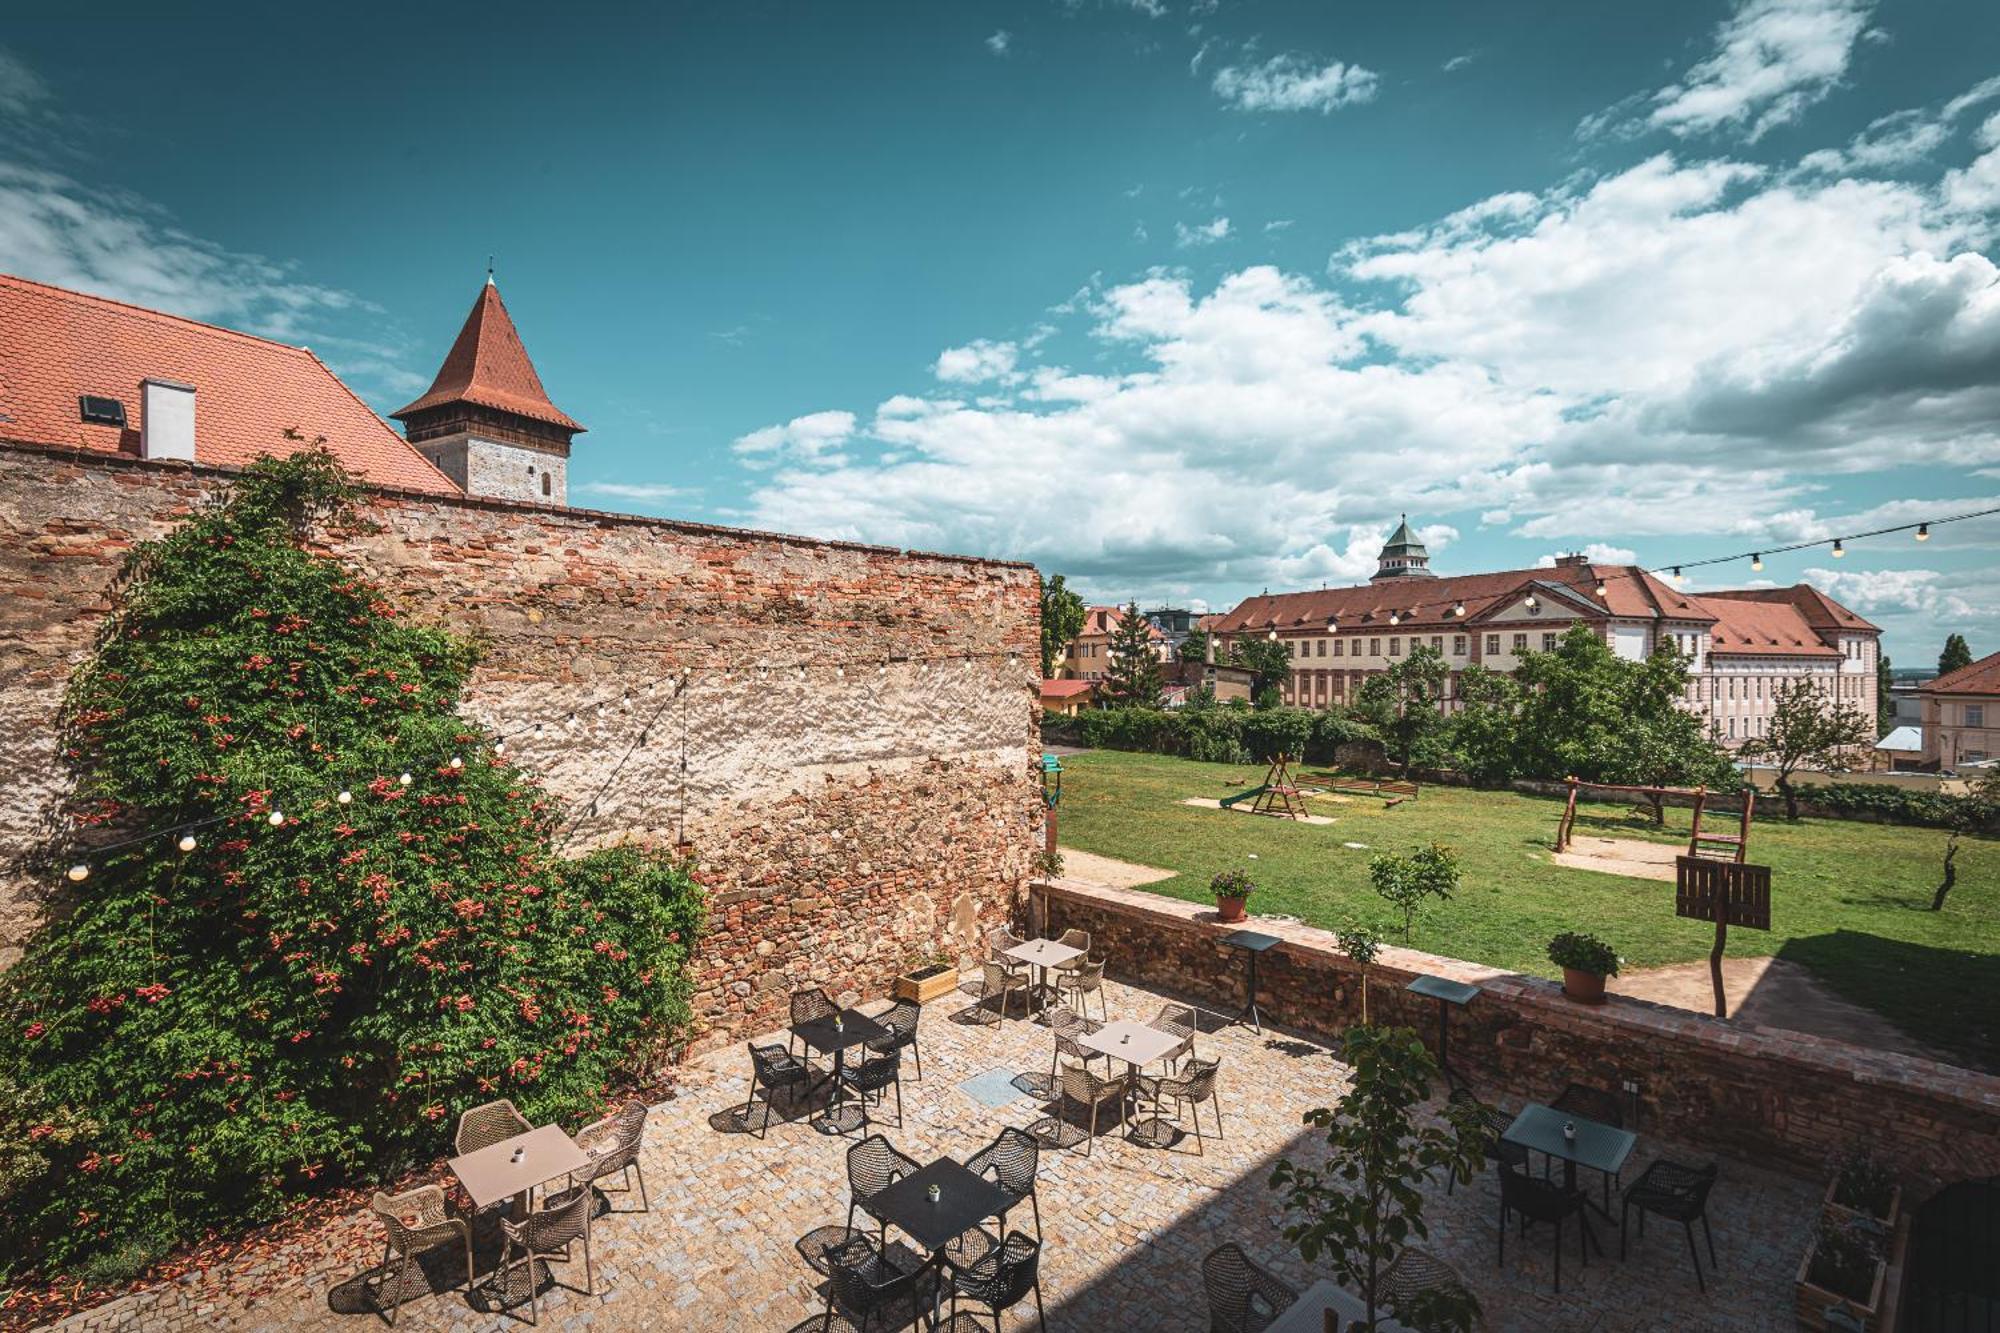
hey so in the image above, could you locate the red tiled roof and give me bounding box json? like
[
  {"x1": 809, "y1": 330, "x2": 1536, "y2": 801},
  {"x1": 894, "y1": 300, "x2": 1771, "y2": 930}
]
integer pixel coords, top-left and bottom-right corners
[
  {"x1": 391, "y1": 281, "x2": 583, "y2": 432},
  {"x1": 1076, "y1": 606, "x2": 1163, "y2": 639},
  {"x1": 0, "y1": 273, "x2": 458, "y2": 494},
  {"x1": 1925, "y1": 650, "x2": 2000, "y2": 696},
  {"x1": 1700, "y1": 584, "x2": 1878, "y2": 634},
  {"x1": 1694, "y1": 595, "x2": 1840, "y2": 658},
  {"x1": 1040, "y1": 679, "x2": 1097, "y2": 699},
  {"x1": 1209, "y1": 564, "x2": 1709, "y2": 635}
]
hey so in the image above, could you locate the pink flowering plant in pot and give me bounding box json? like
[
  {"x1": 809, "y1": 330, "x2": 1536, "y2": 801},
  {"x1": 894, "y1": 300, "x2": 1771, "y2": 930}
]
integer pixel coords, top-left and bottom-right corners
[
  {"x1": 1210, "y1": 869, "x2": 1255, "y2": 923},
  {"x1": 0, "y1": 454, "x2": 705, "y2": 1282}
]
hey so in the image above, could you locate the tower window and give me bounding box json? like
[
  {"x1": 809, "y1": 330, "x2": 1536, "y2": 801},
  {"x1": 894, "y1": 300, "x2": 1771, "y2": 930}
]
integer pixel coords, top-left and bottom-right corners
[{"x1": 542, "y1": 472, "x2": 552, "y2": 497}]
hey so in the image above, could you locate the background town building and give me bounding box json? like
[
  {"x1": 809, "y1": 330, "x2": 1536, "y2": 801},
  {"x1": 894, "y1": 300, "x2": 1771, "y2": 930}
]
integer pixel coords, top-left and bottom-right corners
[{"x1": 1921, "y1": 651, "x2": 2000, "y2": 770}]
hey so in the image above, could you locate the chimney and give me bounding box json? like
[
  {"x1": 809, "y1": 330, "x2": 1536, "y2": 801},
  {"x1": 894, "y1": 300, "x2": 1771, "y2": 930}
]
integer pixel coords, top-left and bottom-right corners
[
  {"x1": 140, "y1": 379, "x2": 196, "y2": 461},
  {"x1": 1554, "y1": 553, "x2": 1588, "y2": 568}
]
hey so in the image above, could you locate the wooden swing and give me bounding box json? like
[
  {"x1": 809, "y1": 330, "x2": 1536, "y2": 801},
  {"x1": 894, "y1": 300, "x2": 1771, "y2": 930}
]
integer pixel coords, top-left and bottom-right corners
[{"x1": 1554, "y1": 777, "x2": 1755, "y2": 863}]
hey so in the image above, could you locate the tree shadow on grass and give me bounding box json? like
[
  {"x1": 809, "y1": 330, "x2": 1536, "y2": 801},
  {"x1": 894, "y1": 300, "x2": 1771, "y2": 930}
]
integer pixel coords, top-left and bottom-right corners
[{"x1": 1774, "y1": 930, "x2": 2000, "y2": 1073}]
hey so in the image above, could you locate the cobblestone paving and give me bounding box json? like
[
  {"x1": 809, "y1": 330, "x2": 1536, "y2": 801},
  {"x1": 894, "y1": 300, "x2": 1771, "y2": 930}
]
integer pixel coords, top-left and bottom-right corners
[{"x1": 44, "y1": 978, "x2": 1818, "y2": 1332}]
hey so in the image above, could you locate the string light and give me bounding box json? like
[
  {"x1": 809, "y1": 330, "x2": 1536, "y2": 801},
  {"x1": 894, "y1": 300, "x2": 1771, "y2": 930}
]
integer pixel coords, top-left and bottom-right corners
[
  {"x1": 398, "y1": 773, "x2": 412, "y2": 787},
  {"x1": 1389, "y1": 611, "x2": 1401, "y2": 626},
  {"x1": 336, "y1": 790, "x2": 352, "y2": 805},
  {"x1": 1751, "y1": 553, "x2": 1763, "y2": 572},
  {"x1": 1916, "y1": 523, "x2": 1930, "y2": 542},
  {"x1": 67, "y1": 864, "x2": 89, "y2": 882},
  {"x1": 1671, "y1": 567, "x2": 1684, "y2": 586},
  {"x1": 448, "y1": 756, "x2": 463, "y2": 770},
  {"x1": 1594, "y1": 578, "x2": 1608, "y2": 598},
  {"x1": 178, "y1": 835, "x2": 197, "y2": 853},
  {"x1": 1525, "y1": 594, "x2": 1539, "y2": 613},
  {"x1": 1452, "y1": 601, "x2": 1465, "y2": 618},
  {"x1": 1832, "y1": 538, "x2": 1845, "y2": 558},
  {"x1": 493, "y1": 740, "x2": 506, "y2": 756},
  {"x1": 1325, "y1": 616, "x2": 1339, "y2": 633},
  {"x1": 267, "y1": 811, "x2": 284, "y2": 827}
]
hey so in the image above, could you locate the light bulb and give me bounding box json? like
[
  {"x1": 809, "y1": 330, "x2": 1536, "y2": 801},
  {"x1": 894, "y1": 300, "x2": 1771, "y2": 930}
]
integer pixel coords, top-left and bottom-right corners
[
  {"x1": 1751, "y1": 554, "x2": 1763, "y2": 572},
  {"x1": 449, "y1": 756, "x2": 463, "y2": 770},
  {"x1": 1325, "y1": 618, "x2": 1339, "y2": 633},
  {"x1": 1832, "y1": 538, "x2": 1845, "y2": 558},
  {"x1": 1266, "y1": 630, "x2": 1277, "y2": 641},
  {"x1": 337, "y1": 790, "x2": 352, "y2": 805},
  {"x1": 1915, "y1": 522, "x2": 1930, "y2": 542},
  {"x1": 268, "y1": 811, "x2": 285, "y2": 827},
  {"x1": 398, "y1": 773, "x2": 413, "y2": 787},
  {"x1": 1525, "y1": 596, "x2": 1539, "y2": 612},
  {"x1": 178, "y1": 834, "x2": 197, "y2": 853},
  {"x1": 494, "y1": 740, "x2": 506, "y2": 756},
  {"x1": 1671, "y1": 567, "x2": 1684, "y2": 586},
  {"x1": 1453, "y1": 602, "x2": 1465, "y2": 618},
  {"x1": 67, "y1": 863, "x2": 89, "y2": 882},
  {"x1": 1389, "y1": 612, "x2": 1400, "y2": 626}
]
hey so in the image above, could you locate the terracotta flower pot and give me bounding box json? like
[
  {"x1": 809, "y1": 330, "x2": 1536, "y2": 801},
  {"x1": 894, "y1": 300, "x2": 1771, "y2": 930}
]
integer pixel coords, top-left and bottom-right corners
[
  {"x1": 1215, "y1": 894, "x2": 1248, "y2": 923},
  {"x1": 1561, "y1": 966, "x2": 1607, "y2": 1004}
]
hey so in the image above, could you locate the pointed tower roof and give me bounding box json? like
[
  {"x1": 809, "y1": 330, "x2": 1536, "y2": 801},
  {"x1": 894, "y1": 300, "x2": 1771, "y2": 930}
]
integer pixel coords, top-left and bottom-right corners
[
  {"x1": 1380, "y1": 515, "x2": 1426, "y2": 557},
  {"x1": 392, "y1": 278, "x2": 583, "y2": 433},
  {"x1": 1371, "y1": 514, "x2": 1435, "y2": 580}
]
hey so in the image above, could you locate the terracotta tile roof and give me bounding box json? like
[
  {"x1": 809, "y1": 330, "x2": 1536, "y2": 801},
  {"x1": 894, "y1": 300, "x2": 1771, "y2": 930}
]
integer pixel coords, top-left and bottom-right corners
[
  {"x1": 391, "y1": 280, "x2": 583, "y2": 432},
  {"x1": 1209, "y1": 564, "x2": 1708, "y2": 635},
  {"x1": 1693, "y1": 595, "x2": 1841, "y2": 658},
  {"x1": 0, "y1": 272, "x2": 458, "y2": 494},
  {"x1": 1699, "y1": 584, "x2": 1878, "y2": 634},
  {"x1": 1925, "y1": 650, "x2": 2000, "y2": 696},
  {"x1": 1040, "y1": 679, "x2": 1097, "y2": 699},
  {"x1": 1076, "y1": 606, "x2": 1165, "y2": 639}
]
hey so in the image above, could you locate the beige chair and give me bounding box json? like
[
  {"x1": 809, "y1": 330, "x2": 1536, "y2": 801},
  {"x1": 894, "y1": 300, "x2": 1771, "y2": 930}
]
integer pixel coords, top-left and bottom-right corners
[
  {"x1": 1056, "y1": 956, "x2": 1107, "y2": 1022},
  {"x1": 572, "y1": 1100, "x2": 649, "y2": 1212},
  {"x1": 368, "y1": 1184, "x2": 472, "y2": 1325},
  {"x1": 1150, "y1": 1003, "x2": 1199, "y2": 1069},
  {"x1": 979, "y1": 959, "x2": 1031, "y2": 1022},
  {"x1": 455, "y1": 1098, "x2": 533, "y2": 1156},
  {"x1": 986, "y1": 926, "x2": 1030, "y2": 979},
  {"x1": 1052, "y1": 928, "x2": 1091, "y2": 973},
  {"x1": 1138, "y1": 1056, "x2": 1224, "y2": 1155},
  {"x1": 1047, "y1": 1003, "x2": 1107, "y2": 1088},
  {"x1": 494, "y1": 1184, "x2": 593, "y2": 1325},
  {"x1": 1059, "y1": 1061, "x2": 1130, "y2": 1157}
]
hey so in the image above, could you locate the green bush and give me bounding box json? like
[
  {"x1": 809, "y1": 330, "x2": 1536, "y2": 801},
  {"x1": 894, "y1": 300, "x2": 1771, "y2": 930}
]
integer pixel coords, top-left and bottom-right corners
[
  {"x1": 1546, "y1": 931, "x2": 1620, "y2": 977},
  {"x1": 1058, "y1": 703, "x2": 1373, "y2": 768},
  {"x1": 0, "y1": 454, "x2": 704, "y2": 1278},
  {"x1": 1797, "y1": 781, "x2": 1985, "y2": 830}
]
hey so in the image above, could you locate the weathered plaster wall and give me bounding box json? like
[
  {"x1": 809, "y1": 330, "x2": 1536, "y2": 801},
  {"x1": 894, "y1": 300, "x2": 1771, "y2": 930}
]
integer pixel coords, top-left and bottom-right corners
[{"x1": 0, "y1": 442, "x2": 1042, "y2": 1047}]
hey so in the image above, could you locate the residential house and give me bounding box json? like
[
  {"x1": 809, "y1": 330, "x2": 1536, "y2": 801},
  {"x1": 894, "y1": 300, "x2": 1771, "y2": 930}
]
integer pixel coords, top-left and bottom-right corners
[{"x1": 1921, "y1": 651, "x2": 2000, "y2": 770}]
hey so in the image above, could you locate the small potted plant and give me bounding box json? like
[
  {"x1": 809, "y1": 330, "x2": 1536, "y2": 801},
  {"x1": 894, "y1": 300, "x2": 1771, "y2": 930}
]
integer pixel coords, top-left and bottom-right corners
[
  {"x1": 892, "y1": 947, "x2": 960, "y2": 1004},
  {"x1": 1546, "y1": 931, "x2": 1619, "y2": 1004},
  {"x1": 1824, "y1": 1145, "x2": 1901, "y2": 1234},
  {"x1": 1211, "y1": 868, "x2": 1255, "y2": 923},
  {"x1": 1796, "y1": 1216, "x2": 1887, "y2": 1332}
]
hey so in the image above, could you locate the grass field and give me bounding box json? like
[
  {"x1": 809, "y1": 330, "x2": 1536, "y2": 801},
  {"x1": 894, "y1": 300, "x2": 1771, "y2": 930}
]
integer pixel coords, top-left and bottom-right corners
[{"x1": 1052, "y1": 749, "x2": 2000, "y2": 1071}]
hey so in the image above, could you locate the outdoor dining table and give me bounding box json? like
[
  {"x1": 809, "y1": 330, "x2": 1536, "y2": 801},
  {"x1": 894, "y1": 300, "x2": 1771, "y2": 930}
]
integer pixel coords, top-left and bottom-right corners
[
  {"x1": 1221, "y1": 927, "x2": 1282, "y2": 1034},
  {"x1": 1262, "y1": 1278, "x2": 1415, "y2": 1332},
  {"x1": 867, "y1": 1154, "x2": 1013, "y2": 1318},
  {"x1": 1077, "y1": 1017, "x2": 1186, "y2": 1147},
  {"x1": 447, "y1": 1122, "x2": 591, "y2": 1215},
  {"x1": 1501, "y1": 1101, "x2": 1637, "y2": 1251},
  {"x1": 1003, "y1": 937, "x2": 1084, "y2": 1011},
  {"x1": 1404, "y1": 974, "x2": 1480, "y2": 1093},
  {"x1": 791, "y1": 1007, "x2": 891, "y2": 1135}
]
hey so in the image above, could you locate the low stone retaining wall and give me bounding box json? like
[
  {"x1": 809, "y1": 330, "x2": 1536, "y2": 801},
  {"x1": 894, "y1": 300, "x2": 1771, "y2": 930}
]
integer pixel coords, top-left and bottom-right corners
[{"x1": 1035, "y1": 877, "x2": 2000, "y2": 1192}]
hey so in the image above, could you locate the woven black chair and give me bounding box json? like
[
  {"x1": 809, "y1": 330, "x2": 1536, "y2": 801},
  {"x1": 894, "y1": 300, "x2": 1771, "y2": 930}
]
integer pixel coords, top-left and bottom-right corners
[
  {"x1": 1550, "y1": 1082, "x2": 1626, "y2": 1209},
  {"x1": 837, "y1": 1048, "x2": 904, "y2": 1132},
  {"x1": 1446, "y1": 1087, "x2": 1526, "y2": 1195},
  {"x1": 865, "y1": 998, "x2": 925, "y2": 1081},
  {"x1": 790, "y1": 987, "x2": 839, "y2": 1064},
  {"x1": 1498, "y1": 1162, "x2": 1587, "y2": 1293},
  {"x1": 965, "y1": 1126, "x2": 1043, "y2": 1242},
  {"x1": 844, "y1": 1133, "x2": 922, "y2": 1245},
  {"x1": 1379, "y1": 1246, "x2": 1474, "y2": 1318},
  {"x1": 744, "y1": 1042, "x2": 810, "y2": 1139},
  {"x1": 1200, "y1": 1242, "x2": 1299, "y2": 1333},
  {"x1": 1137, "y1": 1056, "x2": 1224, "y2": 1155},
  {"x1": 1621, "y1": 1158, "x2": 1720, "y2": 1292},
  {"x1": 944, "y1": 1229, "x2": 1046, "y2": 1332},
  {"x1": 819, "y1": 1232, "x2": 934, "y2": 1333}
]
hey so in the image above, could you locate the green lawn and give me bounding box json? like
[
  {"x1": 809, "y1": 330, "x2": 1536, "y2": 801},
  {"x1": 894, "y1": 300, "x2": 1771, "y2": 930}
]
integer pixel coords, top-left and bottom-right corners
[{"x1": 1053, "y1": 749, "x2": 2000, "y2": 1071}]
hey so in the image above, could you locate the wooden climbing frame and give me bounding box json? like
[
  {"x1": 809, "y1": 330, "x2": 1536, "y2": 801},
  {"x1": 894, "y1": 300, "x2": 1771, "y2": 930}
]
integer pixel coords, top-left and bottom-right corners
[{"x1": 1218, "y1": 752, "x2": 1308, "y2": 819}]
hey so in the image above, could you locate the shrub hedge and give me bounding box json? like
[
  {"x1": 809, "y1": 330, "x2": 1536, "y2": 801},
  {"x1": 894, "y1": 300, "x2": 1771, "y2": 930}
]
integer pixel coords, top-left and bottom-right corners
[{"x1": 1045, "y1": 705, "x2": 1375, "y2": 765}]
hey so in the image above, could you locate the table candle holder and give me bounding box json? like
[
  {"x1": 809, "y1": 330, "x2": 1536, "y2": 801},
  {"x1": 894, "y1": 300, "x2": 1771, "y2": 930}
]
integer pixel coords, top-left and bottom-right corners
[
  {"x1": 510, "y1": 1147, "x2": 525, "y2": 1163},
  {"x1": 834, "y1": 1015, "x2": 845, "y2": 1032},
  {"x1": 1562, "y1": 1121, "x2": 1576, "y2": 1142},
  {"x1": 927, "y1": 1183, "x2": 940, "y2": 1203}
]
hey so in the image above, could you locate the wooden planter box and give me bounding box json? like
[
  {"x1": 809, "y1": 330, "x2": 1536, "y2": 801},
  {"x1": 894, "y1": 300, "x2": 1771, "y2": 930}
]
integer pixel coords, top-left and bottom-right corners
[
  {"x1": 892, "y1": 964, "x2": 960, "y2": 1004},
  {"x1": 1822, "y1": 1179, "x2": 1901, "y2": 1237},
  {"x1": 1795, "y1": 1244, "x2": 1886, "y2": 1332}
]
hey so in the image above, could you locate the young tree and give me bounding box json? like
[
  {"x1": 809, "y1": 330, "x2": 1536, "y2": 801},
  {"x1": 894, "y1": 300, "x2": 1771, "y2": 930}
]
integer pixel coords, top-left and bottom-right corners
[
  {"x1": 1939, "y1": 633, "x2": 1974, "y2": 677},
  {"x1": 1100, "y1": 602, "x2": 1164, "y2": 707},
  {"x1": 1177, "y1": 625, "x2": 1212, "y2": 665},
  {"x1": 1355, "y1": 645, "x2": 1451, "y2": 773},
  {"x1": 1229, "y1": 635, "x2": 1293, "y2": 709},
  {"x1": 1876, "y1": 653, "x2": 1895, "y2": 737},
  {"x1": 1739, "y1": 677, "x2": 1872, "y2": 819},
  {"x1": 1271, "y1": 1026, "x2": 1486, "y2": 1332},
  {"x1": 1335, "y1": 926, "x2": 1382, "y2": 1025},
  {"x1": 1368, "y1": 842, "x2": 1460, "y2": 943},
  {"x1": 1934, "y1": 770, "x2": 1998, "y2": 911},
  {"x1": 1038, "y1": 573, "x2": 1087, "y2": 678}
]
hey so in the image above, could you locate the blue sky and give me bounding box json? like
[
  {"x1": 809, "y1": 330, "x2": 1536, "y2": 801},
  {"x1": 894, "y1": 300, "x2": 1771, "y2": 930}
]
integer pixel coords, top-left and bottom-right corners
[{"x1": 3, "y1": 0, "x2": 1998, "y2": 663}]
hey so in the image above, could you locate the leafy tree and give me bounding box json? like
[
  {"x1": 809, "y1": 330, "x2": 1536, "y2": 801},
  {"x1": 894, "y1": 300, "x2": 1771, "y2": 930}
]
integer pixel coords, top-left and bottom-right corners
[
  {"x1": 1355, "y1": 645, "x2": 1450, "y2": 773},
  {"x1": 1100, "y1": 602, "x2": 1164, "y2": 707},
  {"x1": 1336, "y1": 926, "x2": 1382, "y2": 1025},
  {"x1": 1739, "y1": 677, "x2": 1873, "y2": 819},
  {"x1": 1177, "y1": 625, "x2": 1213, "y2": 665},
  {"x1": 1229, "y1": 635, "x2": 1293, "y2": 708},
  {"x1": 1368, "y1": 842, "x2": 1460, "y2": 943},
  {"x1": 1, "y1": 453, "x2": 703, "y2": 1277},
  {"x1": 1934, "y1": 770, "x2": 1999, "y2": 911},
  {"x1": 1271, "y1": 1026, "x2": 1486, "y2": 1332},
  {"x1": 1876, "y1": 653, "x2": 1895, "y2": 737},
  {"x1": 1939, "y1": 633, "x2": 1974, "y2": 677},
  {"x1": 1442, "y1": 666, "x2": 1521, "y2": 785},
  {"x1": 1038, "y1": 573, "x2": 1087, "y2": 678},
  {"x1": 1508, "y1": 627, "x2": 1731, "y2": 791}
]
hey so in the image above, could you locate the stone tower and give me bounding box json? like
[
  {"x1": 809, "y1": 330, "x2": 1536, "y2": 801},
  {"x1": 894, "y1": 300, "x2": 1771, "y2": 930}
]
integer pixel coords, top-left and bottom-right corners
[
  {"x1": 392, "y1": 276, "x2": 584, "y2": 504},
  {"x1": 1371, "y1": 514, "x2": 1435, "y2": 581}
]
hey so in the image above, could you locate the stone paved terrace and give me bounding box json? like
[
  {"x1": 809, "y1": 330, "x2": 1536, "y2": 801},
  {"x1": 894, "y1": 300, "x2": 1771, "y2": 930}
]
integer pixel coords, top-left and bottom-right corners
[{"x1": 43, "y1": 976, "x2": 1820, "y2": 1332}]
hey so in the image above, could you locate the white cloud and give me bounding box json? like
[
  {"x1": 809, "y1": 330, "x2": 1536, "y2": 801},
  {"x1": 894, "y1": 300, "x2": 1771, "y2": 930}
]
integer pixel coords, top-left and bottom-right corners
[
  {"x1": 1645, "y1": 0, "x2": 1875, "y2": 141},
  {"x1": 933, "y1": 339, "x2": 1019, "y2": 383},
  {"x1": 0, "y1": 45, "x2": 50, "y2": 119},
  {"x1": 1175, "y1": 216, "x2": 1232, "y2": 247},
  {"x1": 1796, "y1": 74, "x2": 2000, "y2": 177},
  {"x1": 730, "y1": 410, "x2": 856, "y2": 467},
  {"x1": 1212, "y1": 54, "x2": 1380, "y2": 114},
  {"x1": 575, "y1": 481, "x2": 684, "y2": 502},
  {"x1": 1264, "y1": 219, "x2": 1295, "y2": 233},
  {"x1": 986, "y1": 30, "x2": 1011, "y2": 57},
  {"x1": 1442, "y1": 52, "x2": 1476, "y2": 74}
]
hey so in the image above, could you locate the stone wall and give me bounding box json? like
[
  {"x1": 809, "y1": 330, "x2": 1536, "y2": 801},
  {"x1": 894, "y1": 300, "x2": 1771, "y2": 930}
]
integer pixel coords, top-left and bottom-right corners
[
  {"x1": 0, "y1": 441, "x2": 1042, "y2": 1048},
  {"x1": 1037, "y1": 877, "x2": 2000, "y2": 1192}
]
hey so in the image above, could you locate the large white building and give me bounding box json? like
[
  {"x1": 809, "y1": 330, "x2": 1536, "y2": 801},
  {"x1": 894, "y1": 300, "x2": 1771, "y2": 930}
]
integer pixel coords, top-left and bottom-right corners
[{"x1": 1210, "y1": 522, "x2": 1880, "y2": 749}]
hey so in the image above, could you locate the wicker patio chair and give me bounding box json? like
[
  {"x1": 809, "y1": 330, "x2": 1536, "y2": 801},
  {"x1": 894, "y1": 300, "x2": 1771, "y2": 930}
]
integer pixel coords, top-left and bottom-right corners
[
  {"x1": 944, "y1": 1230, "x2": 1046, "y2": 1332},
  {"x1": 1137, "y1": 1056, "x2": 1223, "y2": 1155},
  {"x1": 1445, "y1": 1087, "x2": 1525, "y2": 1194},
  {"x1": 1550, "y1": 1082, "x2": 1626, "y2": 1208},
  {"x1": 1498, "y1": 1162, "x2": 1587, "y2": 1293},
  {"x1": 965, "y1": 1125, "x2": 1044, "y2": 1242},
  {"x1": 1055, "y1": 956, "x2": 1107, "y2": 1022},
  {"x1": 978, "y1": 959, "x2": 1031, "y2": 1022},
  {"x1": 844, "y1": 1133, "x2": 922, "y2": 1244},
  {"x1": 455, "y1": 1098, "x2": 533, "y2": 1156},
  {"x1": 838, "y1": 1047, "x2": 905, "y2": 1132},
  {"x1": 1051, "y1": 928, "x2": 1091, "y2": 973},
  {"x1": 1047, "y1": 1003, "x2": 1106, "y2": 1088},
  {"x1": 1149, "y1": 1002, "x2": 1199, "y2": 1068},
  {"x1": 1379, "y1": 1246, "x2": 1476, "y2": 1321},
  {"x1": 820, "y1": 1232, "x2": 935, "y2": 1333},
  {"x1": 367, "y1": 1184, "x2": 472, "y2": 1326},
  {"x1": 1621, "y1": 1158, "x2": 1720, "y2": 1292},
  {"x1": 493, "y1": 1183, "x2": 592, "y2": 1326},
  {"x1": 744, "y1": 1041, "x2": 810, "y2": 1139},
  {"x1": 986, "y1": 927, "x2": 1030, "y2": 977},
  {"x1": 1058, "y1": 1060, "x2": 1130, "y2": 1157},
  {"x1": 789, "y1": 986, "x2": 838, "y2": 1063},
  {"x1": 571, "y1": 1099, "x2": 649, "y2": 1211},
  {"x1": 864, "y1": 997, "x2": 925, "y2": 1081},
  {"x1": 1199, "y1": 1242, "x2": 1298, "y2": 1333}
]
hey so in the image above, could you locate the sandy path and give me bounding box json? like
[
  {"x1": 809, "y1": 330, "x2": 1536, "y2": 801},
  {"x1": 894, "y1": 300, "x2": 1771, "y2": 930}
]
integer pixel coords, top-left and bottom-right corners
[
  {"x1": 1551, "y1": 834, "x2": 1680, "y2": 882},
  {"x1": 1056, "y1": 848, "x2": 1177, "y2": 888}
]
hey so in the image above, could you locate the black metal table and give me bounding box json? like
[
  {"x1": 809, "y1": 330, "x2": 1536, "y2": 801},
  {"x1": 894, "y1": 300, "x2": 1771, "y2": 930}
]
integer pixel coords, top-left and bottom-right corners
[
  {"x1": 1405, "y1": 974, "x2": 1480, "y2": 1093},
  {"x1": 1221, "y1": 929, "x2": 1282, "y2": 1034},
  {"x1": 869, "y1": 1154, "x2": 1013, "y2": 1318},
  {"x1": 1501, "y1": 1102, "x2": 1637, "y2": 1251},
  {"x1": 791, "y1": 1009, "x2": 890, "y2": 1135}
]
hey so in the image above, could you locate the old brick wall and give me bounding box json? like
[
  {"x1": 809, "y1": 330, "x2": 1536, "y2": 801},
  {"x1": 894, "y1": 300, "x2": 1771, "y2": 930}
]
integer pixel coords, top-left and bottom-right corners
[
  {"x1": 1037, "y1": 877, "x2": 2000, "y2": 1192},
  {"x1": 0, "y1": 442, "x2": 1043, "y2": 1048}
]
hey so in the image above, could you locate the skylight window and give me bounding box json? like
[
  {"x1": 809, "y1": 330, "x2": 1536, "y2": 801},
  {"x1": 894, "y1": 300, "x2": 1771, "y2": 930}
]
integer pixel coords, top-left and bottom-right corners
[{"x1": 78, "y1": 395, "x2": 127, "y2": 427}]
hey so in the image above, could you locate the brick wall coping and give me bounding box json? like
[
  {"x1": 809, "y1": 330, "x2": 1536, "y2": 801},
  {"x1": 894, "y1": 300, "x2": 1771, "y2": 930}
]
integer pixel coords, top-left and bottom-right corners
[
  {"x1": 1034, "y1": 875, "x2": 2000, "y2": 1117},
  {"x1": 0, "y1": 436, "x2": 1035, "y2": 574}
]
